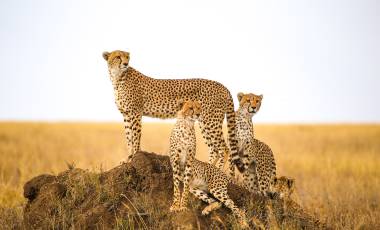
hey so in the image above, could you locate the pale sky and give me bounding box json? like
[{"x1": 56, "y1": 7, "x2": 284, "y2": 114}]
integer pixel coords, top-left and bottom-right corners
[{"x1": 0, "y1": 0, "x2": 379, "y2": 123}]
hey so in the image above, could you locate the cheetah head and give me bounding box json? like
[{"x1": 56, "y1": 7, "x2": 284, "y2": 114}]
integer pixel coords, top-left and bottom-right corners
[
  {"x1": 273, "y1": 176, "x2": 295, "y2": 199},
  {"x1": 237, "y1": 92, "x2": 263, "y2": 116},
  {"x1": 102, "y1": 50, "x2": 130, "y2": 78},
  {"x1": 177, "y1": 99, "x2": 202, "y2": 122}
]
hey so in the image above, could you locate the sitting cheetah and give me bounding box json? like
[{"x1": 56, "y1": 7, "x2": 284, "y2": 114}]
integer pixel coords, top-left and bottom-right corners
[
  {"x1": 235, "y1": 93, "x2": 277, "y2": 194},
  {"x1": 169, "y1": 99, "x2": 200, "y2": 212},
  {"x1": 271, "y1": 176, "x2": 330, "y2": 230},
  {"x1": 273, "y1": 176, "x2": 295, "y2": 199},
  {"x1": 102, "y1": 50, "x2": 241, "y2": 173},
  {"x1": 169, "y1": 100, "x2": 249, "y2": 228}
]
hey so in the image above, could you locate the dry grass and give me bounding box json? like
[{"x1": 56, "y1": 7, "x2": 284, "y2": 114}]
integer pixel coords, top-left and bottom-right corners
[{"x1": 0, "y1": 122, "x2": 379, "y2": 229}]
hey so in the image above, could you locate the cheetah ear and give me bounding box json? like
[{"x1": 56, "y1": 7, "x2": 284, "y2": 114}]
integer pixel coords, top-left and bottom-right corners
[
  {"x1": 237, "y1": 92, "x2": 244, "y2": 103},
  {"x1": 287, "y1": 178, "x2": 294, "y2": 189},
  {"x1": 177, "y1": 99, "x2": 185, "y2": 111},
  {"x1": 102, "y1": 51, "x2": 110, "y2": 61}
]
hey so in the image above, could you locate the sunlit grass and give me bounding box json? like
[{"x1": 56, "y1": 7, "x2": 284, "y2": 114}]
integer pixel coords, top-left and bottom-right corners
[{"x1": 0, "y1": 122, "x2": 379, "y2": 228}]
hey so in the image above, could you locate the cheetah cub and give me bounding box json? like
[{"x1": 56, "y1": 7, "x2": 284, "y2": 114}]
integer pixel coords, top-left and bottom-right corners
[
  {"x1": 169, "y1": 99, "x2": 200, "y2": 212},
  {"x1": 273, "y1": 176, "x2": 295, "y2": 199},
  {"x1": 271, "y1": 176, "x2": 330, "y2": 229},
  {"x1": 235, "y1": 93, "x2": 277, "y2": 195},
  {"x1": 169, "y1": 100, "x2": 249, "y2": 228}
]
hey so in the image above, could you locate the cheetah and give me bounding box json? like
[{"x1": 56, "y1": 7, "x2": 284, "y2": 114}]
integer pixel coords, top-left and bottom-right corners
[
  {"x1": 235, "y1": 93, "x2": 277, "y2": 194},
  {"x1": 271, "y1": 176, "x2": 330, "y2": 230},
  {"x1": 273, "y1": 176, "x2": 295, "y2": 199},
  {"x1": 169, "y1": 99, "x2": 200, "y2": 212},
  {"x1": 169, "y1": 100, "x2": 249, "y2": 228},
  {"x1": 102, "y1": 50, "x2": 241, "y2": 174}
]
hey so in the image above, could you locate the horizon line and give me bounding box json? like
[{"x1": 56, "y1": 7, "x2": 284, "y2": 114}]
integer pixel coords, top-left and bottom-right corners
[{"x1": 0, "y1": 119, "x2": 379, "y2": 125}]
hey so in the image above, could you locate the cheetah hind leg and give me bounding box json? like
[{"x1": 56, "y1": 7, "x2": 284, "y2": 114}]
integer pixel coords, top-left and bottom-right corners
[
  {"x1": 122, "y1": 113, "x2": 142, "y2": 162},
  {"x1": 215, "y1": 143, "x2": 230, "y2": 171},
  {"x1": 215, "y1": 128, "x2": 230, "y2": 171},
  {"x1": 189, "y1": 188, "x2": 221, "y2": 215},
  {"x1": 209, "y1": 187, "x2": 249, "y2": 229},
  {"x1": 199, "y1": 119, "x2": 226, "y2": 171}
]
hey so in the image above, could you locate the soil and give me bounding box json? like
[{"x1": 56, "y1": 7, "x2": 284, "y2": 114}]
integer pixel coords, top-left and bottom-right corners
[{"x1": 23, "y1": 151, "x2": 275, "y2": 229}]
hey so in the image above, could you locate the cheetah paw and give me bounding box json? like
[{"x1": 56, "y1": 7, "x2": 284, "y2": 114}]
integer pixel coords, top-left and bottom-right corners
[
  {"x1": 201, "y1": 209, "x2": 210, "y2": 216},
  {"x1": 236, "y1": 210, "x2": 249, "y2": 229},
  {"x1": 169, "y1": 205, "x2": 180, "y2": 212},
  {"x1": 240, "y1": 220, "x2": 250, "y2": 229},
  {"x1": 170, "y1": 205, "x2": 187, "y2": 212},
  {"x1": 201, "y1": 202, "x2": 221, "y2": 216},
  {"x1": 177, "y1": 206, "x2": 188, "y2": 212}
]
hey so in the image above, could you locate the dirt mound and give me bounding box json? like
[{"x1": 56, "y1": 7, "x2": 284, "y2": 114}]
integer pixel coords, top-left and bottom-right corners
[{"x1": 23, "y1": 151, "x2": 326, "y2": 229}]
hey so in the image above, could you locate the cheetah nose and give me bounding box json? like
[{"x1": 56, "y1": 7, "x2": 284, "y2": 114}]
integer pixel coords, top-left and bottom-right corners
[
  {"x1": 252, "y1": 106, "x2": 256, "y2": 110},
  {"x1": 123, "y1": 63, "x2": 128, "y2": 67}
]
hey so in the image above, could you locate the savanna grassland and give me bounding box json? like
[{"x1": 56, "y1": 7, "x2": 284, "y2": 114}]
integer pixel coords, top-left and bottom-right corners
[{"x1": 0, "y1": 122, "x2": 379, "y2": 229}]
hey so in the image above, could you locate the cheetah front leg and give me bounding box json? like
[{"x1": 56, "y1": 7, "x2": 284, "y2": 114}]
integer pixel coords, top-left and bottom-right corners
[
  {"x1": 180, "y1": 147, "x2": 195, "y2": 210},
  {"x1": 255, "y1": 159, "x2": 274, "y2": 195},
  {"x1": 122, "y1": 113, "x2": 142, "y2": 161},
  {"x1": 169, "y1": 149, "x2": 181, "y2": 212},
  {"x1": 242, "y1": 161, "x2": 259, "y2": 193}
]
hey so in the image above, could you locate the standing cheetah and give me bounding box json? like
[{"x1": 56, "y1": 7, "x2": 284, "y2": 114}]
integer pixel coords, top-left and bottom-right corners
[
  {"x1": 169, "y1": 100, "x2": 249, "y2": 228},
  {"x1": 102, "y1": 50, "x2": 241, "y2": 174},
  {"x1": 235, "y1": 93, "x2": 277, "y2": 194}
]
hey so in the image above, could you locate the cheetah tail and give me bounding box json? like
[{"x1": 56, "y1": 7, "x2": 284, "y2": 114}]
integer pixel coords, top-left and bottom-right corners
[{"x1": 225, "y1": 92, "x2": 244, "y2": 171}]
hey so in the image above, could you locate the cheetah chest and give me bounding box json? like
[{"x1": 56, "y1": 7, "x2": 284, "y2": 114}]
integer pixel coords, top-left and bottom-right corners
[
  {"x1": 173, "y1": 123, "x2": 196, "y2": 168},
  {"x1": 237, "y1": 127, "x2": 253, "y2": 149}
]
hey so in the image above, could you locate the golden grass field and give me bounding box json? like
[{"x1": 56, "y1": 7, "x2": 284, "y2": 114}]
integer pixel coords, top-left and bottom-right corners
[{"x1": 0, "y1": 122, "x2": 379, "y2": 229}]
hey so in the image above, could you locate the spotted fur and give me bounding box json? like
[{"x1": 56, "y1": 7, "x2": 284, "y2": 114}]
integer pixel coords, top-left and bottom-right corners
[
  {"x1": 235, "y1": 93, "x2": 277, "y2": 194},
  {"x1": 169, "y1": 100, "x2": 200, "y2": 212},
  {"x1": 273, "y1": 176, "x2": 295, "y2": 199},
  {"x1": 102, "y1": 50, "x2": 240, "y2": 174},
  {"x1": 271, "y1": 176, "x2": 330, "y2": 230},
  {"x1": 168, "y1": 100, "x2": 249, "y2": 228}
]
